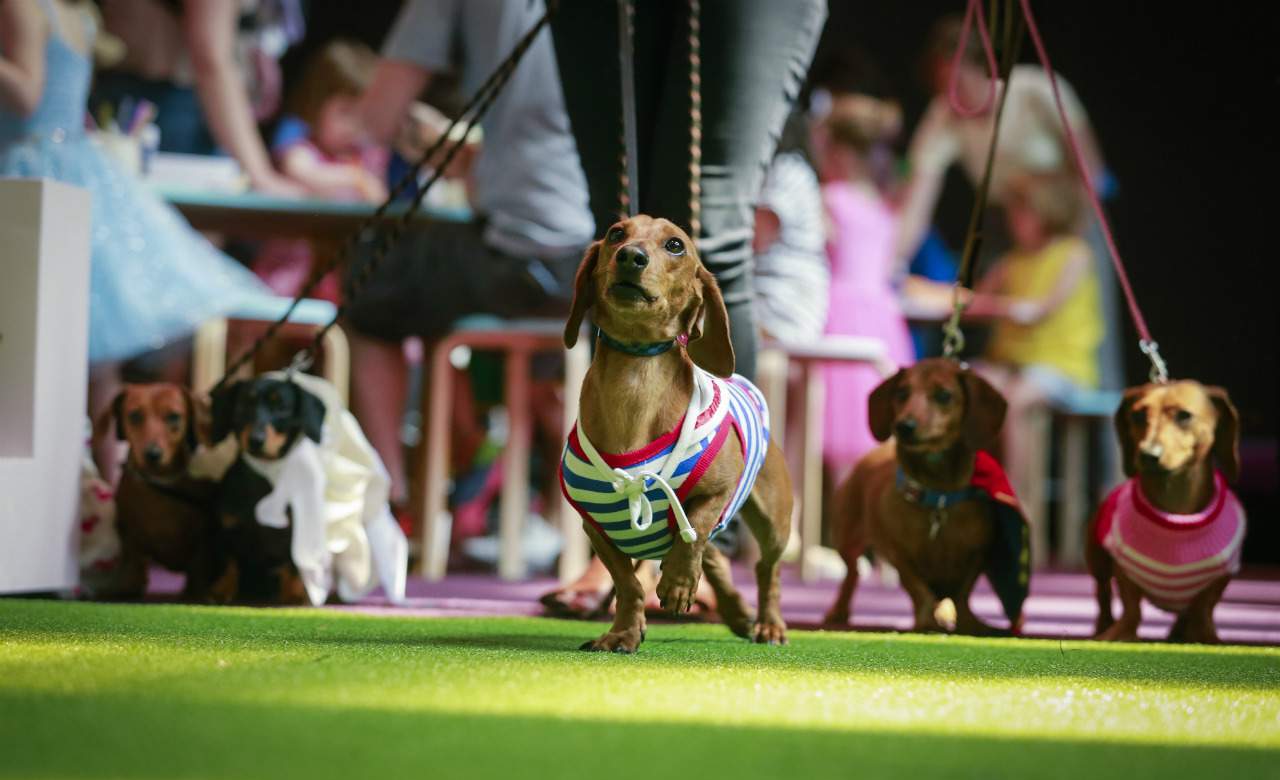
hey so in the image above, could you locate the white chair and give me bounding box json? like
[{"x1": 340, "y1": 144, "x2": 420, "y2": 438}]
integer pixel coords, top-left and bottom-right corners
[{"x1": 756, "y1": 335, "x2": 895, "y2": 583}]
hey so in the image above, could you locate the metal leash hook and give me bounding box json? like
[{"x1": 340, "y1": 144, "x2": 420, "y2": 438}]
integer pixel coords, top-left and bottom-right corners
[
  {"x1": 284, "y1": 349, "x2": 314, "y2": 381},
  {"x1": 940, "y1": 284, "x2": 968, "y2": 360},
  {"x1": 1139, "y1": 339, "x2": 1169, "y2": 385}
]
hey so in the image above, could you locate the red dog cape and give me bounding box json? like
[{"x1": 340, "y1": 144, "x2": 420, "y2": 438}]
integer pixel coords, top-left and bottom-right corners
[{"x1": 971, "y1": 451, "x2": 1031, "y2": 630}]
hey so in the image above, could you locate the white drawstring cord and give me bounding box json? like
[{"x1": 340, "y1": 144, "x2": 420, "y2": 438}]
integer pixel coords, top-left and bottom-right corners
[{"x1": 575, "y1": 372, "x2": 712, "y2": 545}]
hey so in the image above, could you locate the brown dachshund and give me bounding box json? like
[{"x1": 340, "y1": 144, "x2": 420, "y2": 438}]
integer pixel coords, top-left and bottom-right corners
[
  {"x1": 824, "y1": 358, "x2": 1031, "y2": 635},
  {"x1": 562, "y1": 215, "x2": 794, "y2": 652},
  {"x1": 98, "y1": 383, "x2": 218, "y2": 600},
  {"x1": 1087, "y1": 381, "x2": 1244, "y2": 643}
]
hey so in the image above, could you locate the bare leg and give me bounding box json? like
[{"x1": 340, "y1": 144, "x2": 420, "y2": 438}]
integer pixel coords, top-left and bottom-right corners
[
  {"x1": 579, "y1": 524, "x2": 646, "y2": 653},
  {"x1": 539, "y1": 555, "x2": 615, "y2": 618},
  {"x1": 349, "y1": 332, "x2": 410, "y2": 504}
]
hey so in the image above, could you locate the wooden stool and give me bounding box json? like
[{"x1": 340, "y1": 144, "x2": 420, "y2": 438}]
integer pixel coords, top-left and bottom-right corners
[
  {"x1": 418, "y1": 317, "x2": 590, "y2": 583},
  {"x1": 756, "y1": 336, "x2": 895, "y2": 583},
  {"x1": 192, "y1": 297, "x2": 350, "y2": 401}
]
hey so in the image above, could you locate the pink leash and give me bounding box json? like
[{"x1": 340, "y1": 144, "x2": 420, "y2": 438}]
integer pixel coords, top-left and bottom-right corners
[{"x1": 947, "y1": 0, "x2": 1170, "y2": 383}]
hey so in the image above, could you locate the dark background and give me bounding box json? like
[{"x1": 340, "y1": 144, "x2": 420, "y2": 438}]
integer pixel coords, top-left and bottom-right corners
[{"x1": 285, "y1": 1, "x2": 1276, "y2": 560}]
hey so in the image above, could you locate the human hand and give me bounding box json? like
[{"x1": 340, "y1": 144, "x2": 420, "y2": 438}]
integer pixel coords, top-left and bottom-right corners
[{"x1": 250, "y1": 169, "x2": 307, "y2": 198}]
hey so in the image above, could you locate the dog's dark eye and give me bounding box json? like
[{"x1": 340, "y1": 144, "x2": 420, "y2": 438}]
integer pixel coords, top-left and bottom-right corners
[
  {"x1": 164, "y1": 413, "x2": 182, "y2": 427},
  {"x1": 664, "y1": 237, "x2": 685, "y2": 256},
  {"x1": 1129, "y1": 409, "x2": 1147, "y2": 426},
  {"x1": 933, "y1": 389, "x2": 953, "y2": 405},
  {"x1": 607, "y1": 226, "x2": 627, "y2": 243},
  {"x1": 1174, "y1": 409, "x2": 1193, "y2": 426},
  {"x1": 893, "y1": 387, "x2": 910, "y2": 403},
  {"x1": 127, "y1": 410, "x2": 144, "y2": 427},
  {"x1": 267, "y1": 391, "x2": 284, "y2": 411}
]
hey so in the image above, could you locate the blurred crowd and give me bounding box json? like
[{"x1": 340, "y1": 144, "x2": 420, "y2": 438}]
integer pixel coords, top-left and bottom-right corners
[{"x1": 1, "y1": 0, "x2": 1119, "y2": 580}]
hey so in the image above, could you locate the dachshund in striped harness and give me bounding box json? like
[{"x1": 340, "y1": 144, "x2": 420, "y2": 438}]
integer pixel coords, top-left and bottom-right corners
[
  {"x1": 1087, "y1": 381, "x2": 1244, "y2": 643},
  {"x1": 561, "y1": 216, "x2": 794, "y2": 653}
]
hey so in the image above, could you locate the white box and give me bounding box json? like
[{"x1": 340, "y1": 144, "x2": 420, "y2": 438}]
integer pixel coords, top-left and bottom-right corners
[{"x1": 0, "y1": 179, "x2": 91, "y2": 593}]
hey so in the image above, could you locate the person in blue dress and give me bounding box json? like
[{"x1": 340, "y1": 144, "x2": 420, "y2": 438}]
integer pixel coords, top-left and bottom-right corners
[{"x1": 0, "y1": 0, "x2": 272, "y2": 479}]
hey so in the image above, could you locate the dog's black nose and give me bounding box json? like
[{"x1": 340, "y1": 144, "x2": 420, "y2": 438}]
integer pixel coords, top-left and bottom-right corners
[
  {"x1": 143, "y1": 446, "x2": 163, "y2": 465},
  {"x1": 895, "y1": 419, "x2": 917, "y2": 441},
  {"x1": 248, "y1": 431, "x2": 267, "y2": 453},
  {"x1": 617, "y1": 245, "x2": 649, "y2": 269},
  {"x1": 1139, "y1": 450, "x2": 1162, "y2": 470}
]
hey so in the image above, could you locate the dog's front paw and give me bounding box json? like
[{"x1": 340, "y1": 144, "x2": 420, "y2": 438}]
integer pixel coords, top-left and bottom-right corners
[
  {"x1": 656, "y1": 570, "x2": 701, "y2": 614},
  {"x1": 579, "y1": 628, "x2": 644, "y2": 654},
  {"x1": 752, "y1": 619, "x2": 788, "y2": 646}
]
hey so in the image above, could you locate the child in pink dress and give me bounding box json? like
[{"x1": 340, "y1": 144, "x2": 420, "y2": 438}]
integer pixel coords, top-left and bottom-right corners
[{"x1": 813, "y1": 95, "x2": 916, "y2": 481}]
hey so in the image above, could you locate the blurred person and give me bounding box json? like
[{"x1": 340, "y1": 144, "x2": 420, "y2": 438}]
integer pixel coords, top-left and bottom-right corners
[
  {"x1": 966, "y1": 170, "x2": 1102, "y2": 495},
  {"x1": 0, "y1": 0, "x2": 272, "y2": 481},
  {"x1": 550, "y1": 0, "x2": 827, "y2": 383},
  {"x1": 91, "y1": 0, "x2": 302, "y2": 195},
  {"x1": 251, "y1": 39, "x2": 389, "y2": 302},
  {"x1": 813, "y1": 94, "x2": 915, "y2": 481},
  {"x1": 899, "y1": 13, "x2": 1121, "y2": 387},
  {"x1": 753, "y1": 110, "x2": 829, "y2": 347},
  {"x1": 540, "y1": 120, "x2": 829, "y2": 614},
  {"x1": 341, "y1": 0, "x2": 594, "y2": 558}
]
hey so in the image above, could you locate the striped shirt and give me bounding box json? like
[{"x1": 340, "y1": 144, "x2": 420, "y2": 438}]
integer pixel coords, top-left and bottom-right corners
[
  {"x1": 753, "y1": 152, "x2": 830, "y2": 343},
  {"x1": 560, "y1": 369, "x2": 770, "y2": 560},
  {"x1": 1096, "y1": 472, "x2": 1246, "y2": 611}
]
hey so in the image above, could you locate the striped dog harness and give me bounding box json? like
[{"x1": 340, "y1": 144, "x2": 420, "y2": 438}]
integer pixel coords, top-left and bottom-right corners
[
  {"x1": 560, "y1": 367, "x2": 770, "y2": 560},
  {"x1": 1095, "y1": 472, "x2": 1246, "y2": 612}
]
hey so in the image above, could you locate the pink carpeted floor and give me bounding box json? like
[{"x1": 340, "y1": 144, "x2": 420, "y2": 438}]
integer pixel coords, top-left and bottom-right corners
[{"x1": 151, "y1": 564, "x2": 1280, "y2": 645}]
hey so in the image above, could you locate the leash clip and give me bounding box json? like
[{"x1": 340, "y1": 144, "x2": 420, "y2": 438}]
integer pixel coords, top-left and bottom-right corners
[
  {"x1": 1139, "y1": 339, "x2": 1169, "y2": 384},
  {"x1": 284, "y1": 349, "x2": 315, "y2": 380}
]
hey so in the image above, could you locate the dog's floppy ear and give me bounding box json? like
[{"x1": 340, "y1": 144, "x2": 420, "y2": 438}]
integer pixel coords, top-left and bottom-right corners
[
  {"x1": 92, "y1": 391, "x2": 125, "y2": 444},
  {"x1": 686, "y1": 265, "x2": 735, "y2": 378},
  {"x1": 209, "y1": 381, "x2": 243, "y2": 445},
  {"x1": 294, "y1": 384, "x2": 326, "y2": 444},
  {"x1": 959, "y1": 369, "x2": 1007, "y2": 450},
  {"x1": 867, "y1": 369, "x2": 904, "y2": 442},
  {"x1": 563, "y1": 241, "x2": 600, "y2": 348},
  {"x1": 1113, "y1": 385, "x2": 1146, "y2": 478},
  {"x1": 1206, "y1": 386, "x2": 1240, "y2": 482}
]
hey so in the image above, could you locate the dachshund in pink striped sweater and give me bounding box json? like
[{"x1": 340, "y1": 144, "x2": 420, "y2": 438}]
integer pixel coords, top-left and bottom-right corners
[{"x1": 1087, "y1": 381, "x2": 1243, "y2": 643}]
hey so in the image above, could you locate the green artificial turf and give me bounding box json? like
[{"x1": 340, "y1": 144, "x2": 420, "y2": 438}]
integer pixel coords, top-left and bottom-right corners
[{"x1": 1, "y1": 599, "x2": 1277, "y2": 780}]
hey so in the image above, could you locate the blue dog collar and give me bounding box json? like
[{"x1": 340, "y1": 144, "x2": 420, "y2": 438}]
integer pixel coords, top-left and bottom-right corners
[
  {"x1": 597, "y1": 328, "x2": 684, "y2": 358},
  {"x1": 895, "y1": 468, "x2": 984, "y2": 511}
]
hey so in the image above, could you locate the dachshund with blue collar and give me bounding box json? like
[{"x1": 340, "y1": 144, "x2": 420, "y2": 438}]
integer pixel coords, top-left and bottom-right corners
[
  {"x1": 824, "y1": 358, "x2": 1031, "y2": 635},
  {"x1": 560, "y1": 215, "x2": 794, "y2": 653}
]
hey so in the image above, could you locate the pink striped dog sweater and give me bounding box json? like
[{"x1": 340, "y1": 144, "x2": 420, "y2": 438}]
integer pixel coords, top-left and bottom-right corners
[{"x1": 1095, "y1": 472, "x2": 1246, "y2": 612}]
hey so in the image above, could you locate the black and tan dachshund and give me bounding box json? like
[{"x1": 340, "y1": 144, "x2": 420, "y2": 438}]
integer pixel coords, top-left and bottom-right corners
[{"x1": 209, "y1": 377, "x2": 326, "y2": 604}]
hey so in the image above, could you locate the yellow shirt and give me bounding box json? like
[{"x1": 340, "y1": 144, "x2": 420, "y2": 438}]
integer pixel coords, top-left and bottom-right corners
[{"x1": 986, "y1": 236, "x2": 1102, "y2": 388}]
